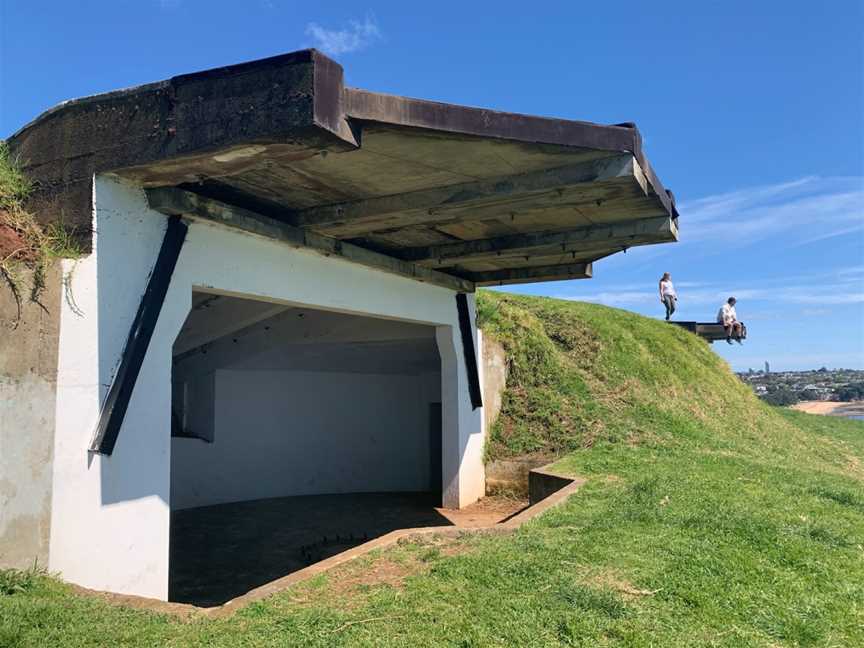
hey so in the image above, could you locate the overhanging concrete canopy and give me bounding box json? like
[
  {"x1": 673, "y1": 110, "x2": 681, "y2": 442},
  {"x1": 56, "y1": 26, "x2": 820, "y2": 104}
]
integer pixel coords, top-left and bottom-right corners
[{"x1": 9, "y1": 49, "x2": 679, "y2": 288}]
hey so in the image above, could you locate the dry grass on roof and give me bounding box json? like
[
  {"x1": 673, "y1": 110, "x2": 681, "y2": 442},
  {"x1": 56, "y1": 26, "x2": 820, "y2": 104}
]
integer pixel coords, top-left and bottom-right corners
[{"x1": 0, "y1": 141, "x2": 82, "y2": 325}]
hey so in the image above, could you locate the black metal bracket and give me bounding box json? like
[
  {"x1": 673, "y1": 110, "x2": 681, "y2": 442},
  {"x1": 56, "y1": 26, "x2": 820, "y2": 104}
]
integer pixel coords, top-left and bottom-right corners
[
  {"x1": 90, "y1": 216, "x2": 188, "y2": 455},
  {"x1": 456, "y1": 293, "x2": 483, "y2": 410}
]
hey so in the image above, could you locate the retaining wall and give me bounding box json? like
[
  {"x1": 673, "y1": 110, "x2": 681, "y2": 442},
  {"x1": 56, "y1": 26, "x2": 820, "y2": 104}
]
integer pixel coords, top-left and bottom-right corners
[{"x1": 0, "y1": 265, "x2": 62, "y2": 569}]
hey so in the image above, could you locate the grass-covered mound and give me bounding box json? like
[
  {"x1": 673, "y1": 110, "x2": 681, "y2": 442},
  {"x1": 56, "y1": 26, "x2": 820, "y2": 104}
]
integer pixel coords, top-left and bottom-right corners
[
  {"x1": 478, "y1": 291, "x2": 851, "y2": 470},
  {"x1": 2, "y1": 293, "x2": 862, "y2": 647}
]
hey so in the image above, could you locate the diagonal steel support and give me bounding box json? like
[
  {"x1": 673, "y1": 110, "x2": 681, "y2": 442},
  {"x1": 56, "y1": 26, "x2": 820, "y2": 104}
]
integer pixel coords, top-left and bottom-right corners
[
  {"x1": 456, "y1": 293, "x2": 483, "y2": 410},
  {"x1": 90, "y1": 216, "x2": 188, "y2": 455}
]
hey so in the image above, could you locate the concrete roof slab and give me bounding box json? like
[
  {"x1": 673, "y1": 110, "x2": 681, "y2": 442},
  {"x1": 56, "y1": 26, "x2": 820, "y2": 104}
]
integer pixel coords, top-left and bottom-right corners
[{"x1": 8, "y1": 48, "x2": 679, "y2": 286}]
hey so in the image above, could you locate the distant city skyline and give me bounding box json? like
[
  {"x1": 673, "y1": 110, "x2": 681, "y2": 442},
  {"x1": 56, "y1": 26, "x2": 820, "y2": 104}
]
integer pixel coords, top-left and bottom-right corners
[{"x1": 738, "y1": 367, "x2": 864, "y2": 408}]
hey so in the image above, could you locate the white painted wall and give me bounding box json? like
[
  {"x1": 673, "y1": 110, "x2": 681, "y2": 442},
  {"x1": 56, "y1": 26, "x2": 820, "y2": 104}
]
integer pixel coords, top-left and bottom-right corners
[
  {"x1": 50, "y1": 181, "x2": 172, "y2": 599},
  {"x1": 49, "y1": 176, "x2": 484, "y2": 600},
  {"x1": 171, "y1": 369, "x2": 439, "y2": 510}
]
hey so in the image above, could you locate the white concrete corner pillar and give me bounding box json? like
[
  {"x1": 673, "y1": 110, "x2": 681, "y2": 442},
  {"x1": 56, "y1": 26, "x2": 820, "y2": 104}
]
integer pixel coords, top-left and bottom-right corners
[
  {"x1": 49, "y1": 177, "x2": 189, "y2": 601},
  {"x1": 436, "y1": 293, "x2": 485, "y2": 509}
]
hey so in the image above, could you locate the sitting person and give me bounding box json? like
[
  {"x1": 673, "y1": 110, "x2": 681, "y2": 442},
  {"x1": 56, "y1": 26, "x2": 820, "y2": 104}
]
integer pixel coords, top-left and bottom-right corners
[
  {"x1": 717, "y1": 297, "x2": 745, "y2": 345},
  {"x1": 659, "y1": 272, "x2": 677, "y2": 320}
]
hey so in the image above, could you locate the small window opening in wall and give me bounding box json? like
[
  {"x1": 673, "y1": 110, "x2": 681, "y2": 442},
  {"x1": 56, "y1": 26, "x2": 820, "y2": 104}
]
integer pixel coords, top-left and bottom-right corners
[{"x1": 171, "y1": 372, "x2": 215, "y2": 443}]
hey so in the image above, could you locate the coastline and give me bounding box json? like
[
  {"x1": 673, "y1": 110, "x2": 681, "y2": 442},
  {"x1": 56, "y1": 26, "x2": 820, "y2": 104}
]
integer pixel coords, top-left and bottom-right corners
[{"x1": 790, "y1": 400, "x2": 864, "y2": 417}]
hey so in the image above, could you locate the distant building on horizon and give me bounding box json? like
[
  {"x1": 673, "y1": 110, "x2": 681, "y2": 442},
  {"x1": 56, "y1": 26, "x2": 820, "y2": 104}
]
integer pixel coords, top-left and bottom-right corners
[{"x1": 765, "y1": 361, "x2": 770, "y2": 374}]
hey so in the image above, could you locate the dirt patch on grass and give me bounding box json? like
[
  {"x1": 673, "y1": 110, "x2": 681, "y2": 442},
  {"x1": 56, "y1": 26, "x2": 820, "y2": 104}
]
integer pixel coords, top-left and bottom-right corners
[
  {"x1": 843, "y1": 454, "x2": 862, "y2": 480},
  {"x1": 436, "y1": 494, "x2": 528, "y2": 527},
  {"x1": 625, "y1": 427, "x2": 664, "y2": 447},
  {"x1": 326, "y1": 556, "x2": 417, "y2": 599},
  {"x1": 584, "y1": 569, "x2": 660, "y2": 600},
  {"x1": 292, "y1": 536, "x2": 475, "y2": 609}
]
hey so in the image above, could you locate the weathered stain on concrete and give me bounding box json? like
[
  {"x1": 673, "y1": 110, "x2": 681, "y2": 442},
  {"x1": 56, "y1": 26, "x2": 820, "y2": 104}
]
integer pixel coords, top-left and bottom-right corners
[
  {"x1": 7, "y1": 51, "x2": 347, "y2": 246},
  {"x1": 0, "y1": 264, "x2": 62, "y2": 568},
  {"x1": 481, "y1": 332, "x2": 507, "y2": 438},
  {"x1": 479, "y1": 334, "x2": 554, "y2": 496},
  {"x1": 485, "y1": 455, "x2": 555, "y2": 496}
]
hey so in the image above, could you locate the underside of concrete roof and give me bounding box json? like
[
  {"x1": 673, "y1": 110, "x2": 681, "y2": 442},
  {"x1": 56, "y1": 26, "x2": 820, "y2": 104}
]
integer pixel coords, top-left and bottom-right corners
[{"x1": 8, "y1": 48, "x2": 679, "y2": 287}]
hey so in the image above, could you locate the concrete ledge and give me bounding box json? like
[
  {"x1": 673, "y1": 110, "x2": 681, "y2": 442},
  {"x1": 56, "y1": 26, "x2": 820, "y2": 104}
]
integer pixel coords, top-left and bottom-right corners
[
  {"x1": 668, "y1": 320, "x2": 748, "y2": 343},
  {"x1": 528, "y1": 467, "x2": 579, "y2": 506},
  {"x1": 66, "y1": 469, "x2": 585, "y2": 618},
  {"x1": 486, "y1": 455, "x2": 554, "y2": 496}
]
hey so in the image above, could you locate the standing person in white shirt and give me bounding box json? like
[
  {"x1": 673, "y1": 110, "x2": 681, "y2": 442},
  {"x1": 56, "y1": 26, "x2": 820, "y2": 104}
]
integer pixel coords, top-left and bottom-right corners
[
  {"x1": 717, "y1": 297, "x2": 744, "y2": 345},
  {"x1": 659, "y1": 272, "x2": 677, "y2": 320}
]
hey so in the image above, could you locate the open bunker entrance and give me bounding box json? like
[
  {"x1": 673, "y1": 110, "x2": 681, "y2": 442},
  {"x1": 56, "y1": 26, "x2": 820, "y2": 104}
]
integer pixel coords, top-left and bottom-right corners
[{"x1": 168, "y1": 290, "x2": 456, "y2": 606}]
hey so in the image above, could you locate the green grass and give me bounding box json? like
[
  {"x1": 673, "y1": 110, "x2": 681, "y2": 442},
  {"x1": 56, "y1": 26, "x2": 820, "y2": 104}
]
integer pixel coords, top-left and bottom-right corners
[
  {"x1": 0, "y1": 563, "x2": 44, "y2": 597},
  {"x1": 476, "y1": 291, "x2": 823, "y2": 461},
  {"x1": 2, "y1": 293, "x2": 862, "y2": 647},
  {"x1": 0, "y1": 142, "x2": 33, "y2": 212},
  {"x1": 0, "y1": 141, "x2": 82, "y2": 316}
]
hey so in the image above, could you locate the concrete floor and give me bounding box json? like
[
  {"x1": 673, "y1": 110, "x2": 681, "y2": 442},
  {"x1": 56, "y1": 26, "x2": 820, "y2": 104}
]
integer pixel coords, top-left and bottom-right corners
[{"x1": 169, "y1": 492, "x2": 525, "y2": 607}]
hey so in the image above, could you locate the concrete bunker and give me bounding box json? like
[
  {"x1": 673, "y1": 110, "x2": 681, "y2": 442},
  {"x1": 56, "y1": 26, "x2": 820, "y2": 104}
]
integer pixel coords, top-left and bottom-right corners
[
  {"x1": 168, "y1": 291, "x2": 453, "y2": 605},
  {"x1": 2, "y1": 48, "x2": 680, "y2": 603}
]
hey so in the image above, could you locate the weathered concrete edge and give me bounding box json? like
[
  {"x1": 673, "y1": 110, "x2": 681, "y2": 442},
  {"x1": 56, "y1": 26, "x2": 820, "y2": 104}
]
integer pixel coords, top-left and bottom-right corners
[
  {"x1": 344, "y1": 88, "x2": 677, "y2": 219},
  {"x1": 6, "y1": 49, "x2": 355, "y2": 246},
  {"x1": 7, "y1": 48, "x2": 677, "y2": 246},
  {"x1": 64, "y1": 470, "x2": 585, "y2": 619}
]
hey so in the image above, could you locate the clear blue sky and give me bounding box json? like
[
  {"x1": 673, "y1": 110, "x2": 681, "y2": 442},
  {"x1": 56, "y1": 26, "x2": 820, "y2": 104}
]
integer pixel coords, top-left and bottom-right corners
[{"x1": 2, "y1": 1, "x2": 862, "y2": 371}]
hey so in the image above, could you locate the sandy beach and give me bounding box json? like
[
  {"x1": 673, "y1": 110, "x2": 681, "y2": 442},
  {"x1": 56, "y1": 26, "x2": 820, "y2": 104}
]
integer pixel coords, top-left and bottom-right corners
[{"x1": 790, "y1": 401, "x2": 864, "y2": 417}]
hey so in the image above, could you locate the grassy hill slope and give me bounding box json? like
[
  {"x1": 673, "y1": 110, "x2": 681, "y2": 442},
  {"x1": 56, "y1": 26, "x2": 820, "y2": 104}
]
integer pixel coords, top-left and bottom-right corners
[
  {"x1": 2, "y1": 292, "x2": 862, "y2": 647},
  {"x1": 478, "y1": 291, "x2": 853, "y2": 468}
]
